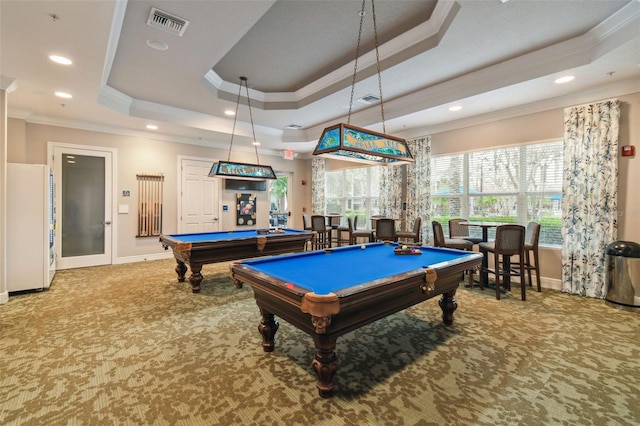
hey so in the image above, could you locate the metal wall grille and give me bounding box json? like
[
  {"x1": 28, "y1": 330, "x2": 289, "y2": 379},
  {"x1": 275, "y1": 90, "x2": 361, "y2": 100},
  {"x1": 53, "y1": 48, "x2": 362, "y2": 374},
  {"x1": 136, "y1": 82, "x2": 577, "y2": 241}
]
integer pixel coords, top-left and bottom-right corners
[{"x1": 137, "y1": 174, "x2": 164, "y2": 237}]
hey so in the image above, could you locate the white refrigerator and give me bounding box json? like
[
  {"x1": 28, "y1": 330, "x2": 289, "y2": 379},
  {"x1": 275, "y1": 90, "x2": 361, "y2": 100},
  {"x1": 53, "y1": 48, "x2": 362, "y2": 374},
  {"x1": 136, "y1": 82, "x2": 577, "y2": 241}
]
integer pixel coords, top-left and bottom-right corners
[{"x1": 7, "y1": 163, "x2": 56, "y2": 292}]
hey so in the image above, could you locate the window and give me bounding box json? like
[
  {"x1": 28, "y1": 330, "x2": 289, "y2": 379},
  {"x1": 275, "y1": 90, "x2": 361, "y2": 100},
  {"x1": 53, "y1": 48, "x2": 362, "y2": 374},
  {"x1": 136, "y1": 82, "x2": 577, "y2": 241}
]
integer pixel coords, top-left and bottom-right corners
[
  {"x1": 325, "y1": 167, "x2": 380, "y2": 228},
  {"x1": 431, "y1": 141, "x2": 563, "y2": 245}
]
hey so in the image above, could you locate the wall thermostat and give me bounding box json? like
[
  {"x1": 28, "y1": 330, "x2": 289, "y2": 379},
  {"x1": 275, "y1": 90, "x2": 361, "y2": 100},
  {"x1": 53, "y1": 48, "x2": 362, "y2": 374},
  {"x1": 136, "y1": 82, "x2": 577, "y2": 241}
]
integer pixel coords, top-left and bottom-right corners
[{"x1": 621, "y1": 145, "x2": 635, "y2": 157}]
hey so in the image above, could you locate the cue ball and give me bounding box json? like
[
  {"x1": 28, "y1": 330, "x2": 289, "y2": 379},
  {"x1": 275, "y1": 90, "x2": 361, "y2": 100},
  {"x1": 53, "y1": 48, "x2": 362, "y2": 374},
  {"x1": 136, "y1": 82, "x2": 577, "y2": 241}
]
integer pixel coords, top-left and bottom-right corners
[
  {"x1": 361, "y1": 245, "x2": 366, "y2": 249},
  {"x1": 402, "y1": 245, "x2": 408, "y2": 250}
]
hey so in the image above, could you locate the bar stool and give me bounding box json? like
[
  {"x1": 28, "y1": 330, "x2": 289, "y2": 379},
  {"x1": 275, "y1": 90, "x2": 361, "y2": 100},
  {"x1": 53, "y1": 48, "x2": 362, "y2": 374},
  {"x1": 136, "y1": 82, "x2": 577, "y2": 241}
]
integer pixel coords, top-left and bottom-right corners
[
  {"x1": 311, "y1": 215, "x2": 330, "y2": 249},
  {"x1": 449, "y1": 218, "x2": 483, "y2": 245},
  {"x1": 432, "y1": 220, "x2": 474, "y2": 285},
  {"x1": 375, "y1": 218, "x2": 397, "y2": 242},
  {"x1": 479, "y1": 224, "x2": 526, "y2": 301},
  {"x1": 397, "y1": 217, "x2": 422, "y2": 244}
]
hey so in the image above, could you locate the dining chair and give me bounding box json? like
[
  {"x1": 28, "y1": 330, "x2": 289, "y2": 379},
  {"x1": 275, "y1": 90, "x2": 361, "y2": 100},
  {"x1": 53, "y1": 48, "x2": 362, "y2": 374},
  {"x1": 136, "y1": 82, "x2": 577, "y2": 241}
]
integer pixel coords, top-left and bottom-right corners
[
  {"x1": 396, "y1": 217, "x2": 422, "y2": 244},
  {"x1": 351, "y1": 216, "x2": 374, "y2": 244},
  {"x1": 478, "y1": 224, "x2": 526, "y2": 301},
  {"x1": 311, "y1": 215, "x2": 330, "y2": 249},
  {"x1": 432, "y1": 220, "x2": 475, "y2": 285},
  {"x1": 449, "y1": 218, "x2": 483, "y2": 244},
  {"x1": 375, "y1": 218, "x2": 398, "y2": 242},
  {"x1": 301, "y1": 214, "x2": 314, "y2": 250},
  {"x1": 370, "y1": 215, "x2": 385, "y2": 233}
]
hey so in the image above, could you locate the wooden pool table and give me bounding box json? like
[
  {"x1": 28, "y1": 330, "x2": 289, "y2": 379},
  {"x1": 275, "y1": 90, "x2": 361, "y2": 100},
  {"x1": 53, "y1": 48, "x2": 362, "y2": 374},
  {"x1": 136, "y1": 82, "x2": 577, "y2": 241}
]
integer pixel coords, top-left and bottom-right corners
[
  {"x1": 230, "y1": 242, "x2": 482, "y2": 397},
  {"x1": 159, "y1": 228, "x2": 312, "y2": 292}
]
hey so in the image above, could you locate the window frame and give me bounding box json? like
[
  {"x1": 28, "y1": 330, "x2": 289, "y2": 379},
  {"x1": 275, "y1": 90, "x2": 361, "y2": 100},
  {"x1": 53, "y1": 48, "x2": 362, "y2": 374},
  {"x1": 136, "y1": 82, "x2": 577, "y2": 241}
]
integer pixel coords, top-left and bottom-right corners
[{"x1": 431, "y1": 140, "x2": 563, "y2": 246}]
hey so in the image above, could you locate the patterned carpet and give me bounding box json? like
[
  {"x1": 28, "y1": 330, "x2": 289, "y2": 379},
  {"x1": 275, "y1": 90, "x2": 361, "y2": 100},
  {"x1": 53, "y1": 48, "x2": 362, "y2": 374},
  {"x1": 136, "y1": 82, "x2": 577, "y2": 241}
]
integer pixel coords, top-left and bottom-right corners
[{"x1": 1, "y1": 258, "x2": 639, "y2": 426}]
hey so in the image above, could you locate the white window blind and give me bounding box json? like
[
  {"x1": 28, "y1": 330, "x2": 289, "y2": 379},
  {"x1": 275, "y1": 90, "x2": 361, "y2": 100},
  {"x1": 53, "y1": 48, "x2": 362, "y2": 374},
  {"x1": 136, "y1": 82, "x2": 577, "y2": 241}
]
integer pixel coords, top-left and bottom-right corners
[{"x1": 431, "y1": 141, "x2": 563, "y2": 245}]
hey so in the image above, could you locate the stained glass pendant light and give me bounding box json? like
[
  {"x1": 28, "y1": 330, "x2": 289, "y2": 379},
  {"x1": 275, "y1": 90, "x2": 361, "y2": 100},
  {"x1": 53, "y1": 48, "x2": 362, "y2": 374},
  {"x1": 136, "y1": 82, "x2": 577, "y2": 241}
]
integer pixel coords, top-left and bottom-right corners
[
  {"x1": 209, "y1": 77, "x2": 277, "y2": 180},
  {"x1": 313, "y1": 0, "x2": 414, "y2": 166}
]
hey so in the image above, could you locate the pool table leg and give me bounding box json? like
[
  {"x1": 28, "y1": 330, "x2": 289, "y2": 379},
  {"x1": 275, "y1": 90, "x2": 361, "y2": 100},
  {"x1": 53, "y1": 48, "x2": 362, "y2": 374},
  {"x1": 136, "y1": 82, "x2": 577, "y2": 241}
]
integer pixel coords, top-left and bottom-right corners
[
  {"x1": 188, "y1": 264, "x2": 203, "y2": 293},
  {"x1": 311, "y1": 335, "x2": 339, "y2": 398},
  {"x1": 438, "y1": 289, "x2": 458, "y2": 326},
  {"x1": 174, "y1": 260, "x2": 188, "y2": 282},
  {"x1": 257, "y1": 307, "x2": 279, "y2": 352}
]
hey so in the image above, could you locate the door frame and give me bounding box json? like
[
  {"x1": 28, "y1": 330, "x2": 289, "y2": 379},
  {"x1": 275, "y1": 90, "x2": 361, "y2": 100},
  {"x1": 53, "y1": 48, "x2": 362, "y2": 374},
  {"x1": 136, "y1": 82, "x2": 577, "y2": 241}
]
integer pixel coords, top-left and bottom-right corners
[
  {"x1": 48, "y1": 142, "x2": 117, "y2": 269},
  {"x1": 269, "y1": 171, "x2": 293, "y2": 228}
]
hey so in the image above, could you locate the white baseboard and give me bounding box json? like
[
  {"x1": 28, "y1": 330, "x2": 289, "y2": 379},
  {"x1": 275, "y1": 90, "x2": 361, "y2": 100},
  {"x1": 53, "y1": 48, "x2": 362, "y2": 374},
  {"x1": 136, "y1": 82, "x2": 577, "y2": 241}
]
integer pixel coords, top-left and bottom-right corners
[
  {"x1": 541, "y1": 276, "x2": 562, "y2": 291},
  {"x1": 496, "y1": 275, "x2": 562, "y2": 291},
  {"x1": 0, "y1": 291, "x2": 8, "y2": 304}
]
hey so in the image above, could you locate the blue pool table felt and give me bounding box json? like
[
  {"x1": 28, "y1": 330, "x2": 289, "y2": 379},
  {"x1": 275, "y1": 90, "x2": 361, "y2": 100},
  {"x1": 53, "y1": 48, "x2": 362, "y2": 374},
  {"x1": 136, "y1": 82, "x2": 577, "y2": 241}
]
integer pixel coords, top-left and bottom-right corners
[
  {"x1": 166, "y1": 228, "x2": 307, "y2": 243},
  {"x1": 241, "y1": 243, "x2": 473, "y2": 295}
]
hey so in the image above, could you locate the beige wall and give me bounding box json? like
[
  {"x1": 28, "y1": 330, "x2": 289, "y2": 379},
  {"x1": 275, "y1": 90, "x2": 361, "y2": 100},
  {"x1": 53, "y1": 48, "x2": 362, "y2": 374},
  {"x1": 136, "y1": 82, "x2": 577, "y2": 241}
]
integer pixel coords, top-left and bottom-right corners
[
  {"x1": 7, "y1": 120, "x2": 313, "y2": 262},
  {"x1": 7, "y1": 91, "x2": 639, "y2": 284},
  {"x1": 429, "y1": 92, "x2": 640, "y2": 284}
]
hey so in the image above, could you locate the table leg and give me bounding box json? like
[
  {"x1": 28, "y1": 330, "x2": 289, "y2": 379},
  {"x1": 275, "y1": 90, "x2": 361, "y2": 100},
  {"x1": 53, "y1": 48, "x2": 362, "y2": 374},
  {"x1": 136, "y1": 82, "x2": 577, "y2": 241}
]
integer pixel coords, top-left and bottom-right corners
[
  {"x1": 482, "y1": 227, "x2": 489, "y2": 242},
  {"x1": 257, "y1": 307, "x2": 279, "y2": 352},
  {"x1": 188, "y1": 264, "x2": 203, "y2": 293},
  {"x1": 311, "y1": 335, "x2": 339, "y2": 398},
  {"x1": 174, "y1": 260, "x2": 187, "y2": 282},
  {"x1": 438, "y1": 289, "x2": 458, "y2": 326},
  {"x1": 480, "y1": 252, "x2": 488, "y2": 290}
]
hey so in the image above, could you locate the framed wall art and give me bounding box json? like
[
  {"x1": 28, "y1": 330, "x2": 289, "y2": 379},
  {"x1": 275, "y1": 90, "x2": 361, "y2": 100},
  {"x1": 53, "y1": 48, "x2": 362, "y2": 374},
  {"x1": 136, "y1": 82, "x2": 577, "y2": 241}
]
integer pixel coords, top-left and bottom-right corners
[{"x1": 236, "y1": 193, "x2": 257, "y2": 226}]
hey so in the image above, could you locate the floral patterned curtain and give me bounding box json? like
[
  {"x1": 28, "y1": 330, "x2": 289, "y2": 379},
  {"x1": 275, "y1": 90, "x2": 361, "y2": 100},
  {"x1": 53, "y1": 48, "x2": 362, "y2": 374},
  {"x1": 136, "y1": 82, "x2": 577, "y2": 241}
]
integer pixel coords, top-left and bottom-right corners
[
  {"x1": 378, "y1": 136, "x2": 432, "y2": 244},
  {"x1": 561, "y1": 99, "x2": 620, "y2": 298},
  {"x1": 379, "y1": 166, "x2": 403, "y2": 218},
  {"x1": 405, "y1": 137, "x2": 432, "y2": 245},
  {"x1": 311, "y1": 157, "x2": 326, "y2": 215}
]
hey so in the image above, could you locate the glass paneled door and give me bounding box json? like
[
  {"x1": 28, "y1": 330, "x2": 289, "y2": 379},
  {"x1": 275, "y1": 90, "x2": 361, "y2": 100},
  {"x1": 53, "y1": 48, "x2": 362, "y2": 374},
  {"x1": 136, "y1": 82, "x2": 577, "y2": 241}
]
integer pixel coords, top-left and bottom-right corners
[
  {"x1": 53, "y1": 145, "x2": 113, "y2": 269},
  {"x1": 268, "y1": 173, "x2": 291, "y2": 227}
]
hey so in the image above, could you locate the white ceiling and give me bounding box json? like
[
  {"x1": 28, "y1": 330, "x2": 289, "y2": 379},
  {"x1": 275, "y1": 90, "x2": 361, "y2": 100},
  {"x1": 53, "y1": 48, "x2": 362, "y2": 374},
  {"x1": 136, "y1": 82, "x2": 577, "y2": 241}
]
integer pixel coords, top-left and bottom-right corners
[{"x1": 2, "y1": 0, "x2": 639, "y2": 160}]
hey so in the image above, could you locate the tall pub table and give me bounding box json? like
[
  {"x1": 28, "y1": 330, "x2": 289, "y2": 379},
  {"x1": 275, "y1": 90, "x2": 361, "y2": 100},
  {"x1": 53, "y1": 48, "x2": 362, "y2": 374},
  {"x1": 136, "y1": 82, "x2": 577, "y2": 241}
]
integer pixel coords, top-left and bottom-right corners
[{"x1": 460, "y1": 221, "x2": 503, "y2": 242}]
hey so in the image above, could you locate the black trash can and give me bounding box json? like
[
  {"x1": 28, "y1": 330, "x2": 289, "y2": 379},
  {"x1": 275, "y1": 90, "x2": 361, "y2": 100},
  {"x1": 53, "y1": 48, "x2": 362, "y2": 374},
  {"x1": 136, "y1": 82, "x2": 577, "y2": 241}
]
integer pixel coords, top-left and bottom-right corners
[{"x1": 605, "y1": 241, "x2": 640, "y2": 310}]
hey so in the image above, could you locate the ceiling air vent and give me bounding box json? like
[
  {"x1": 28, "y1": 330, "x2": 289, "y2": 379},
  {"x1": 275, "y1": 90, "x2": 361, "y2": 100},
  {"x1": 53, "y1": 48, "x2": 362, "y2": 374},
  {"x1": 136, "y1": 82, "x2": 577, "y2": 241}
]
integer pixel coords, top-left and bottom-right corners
[
  {"x1": 357, "y1": 94, "x2": 380, "y2": 104},
  {"x1": 147, "y1": 7, "x2": 189, "y2": 36}
]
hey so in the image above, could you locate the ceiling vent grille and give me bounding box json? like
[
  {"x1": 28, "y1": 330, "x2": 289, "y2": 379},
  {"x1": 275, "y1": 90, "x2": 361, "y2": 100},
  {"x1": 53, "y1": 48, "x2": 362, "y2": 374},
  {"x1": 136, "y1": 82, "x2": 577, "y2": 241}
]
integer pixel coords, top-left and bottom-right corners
[
  {"x1": 147, "y1": 7, "x2": 189, "y2": 36},
  {"x1": 357, "y1": 94, "x2": 380, "y2": 104}
]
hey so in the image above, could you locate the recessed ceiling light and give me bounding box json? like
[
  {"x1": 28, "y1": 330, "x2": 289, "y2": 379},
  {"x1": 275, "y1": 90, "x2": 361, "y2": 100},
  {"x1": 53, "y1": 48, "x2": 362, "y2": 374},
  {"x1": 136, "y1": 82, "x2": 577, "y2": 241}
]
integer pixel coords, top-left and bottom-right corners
[
  {"x1": 224, "y1": 110, "x2": 235, "y2": 116},
  {"x1": 252, "y1": 141, "x2": 261, "y2": 146},
  {"x1": 146, "y1": 124, "x2": 158, "y2": 130},
  {"x1": 54, "y1": 91, "x2": 72, "y2": 99},
  {"x1": 449, "y1": 105, "x2": 463, "y2": 112},
  {"x1": 49, "y1": 55, "x2": 72, "y2": 65},
  {"x1": 146, "y1": 39, "x2": 169, "y2": 51},
  {"x1": 554, "y1": 75, "x2": 575, "y2": 84}
]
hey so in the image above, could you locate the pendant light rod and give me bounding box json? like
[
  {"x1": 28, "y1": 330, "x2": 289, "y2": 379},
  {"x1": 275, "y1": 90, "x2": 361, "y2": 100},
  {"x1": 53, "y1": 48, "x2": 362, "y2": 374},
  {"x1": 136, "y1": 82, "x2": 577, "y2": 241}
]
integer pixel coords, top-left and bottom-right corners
[
  {"x1": 241, "y1": 77, "x2": 263, "y2": 166},
  {"x1": 209, "y1": 76, "x2": 277, "y2": 180},
  {"x1": 313, "y1": 0, "x2": 414, "y2": 166}
]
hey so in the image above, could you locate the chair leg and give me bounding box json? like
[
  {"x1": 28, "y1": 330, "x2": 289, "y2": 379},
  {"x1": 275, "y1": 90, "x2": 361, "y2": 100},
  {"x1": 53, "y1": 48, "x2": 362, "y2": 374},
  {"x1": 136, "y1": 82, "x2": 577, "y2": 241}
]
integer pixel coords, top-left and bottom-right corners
[
  {"x1": 494, "y1": 253, "x2": 501, "y2": 300},
  {"x1": 533, "y1": 249, "x2": 541, "y2": 292},
  {"x1": 525, "y1": 251, "x2": 532, "y2": 286},
  {"x1": 519, "y1": 256, "x2": 526, "y2": 301}
]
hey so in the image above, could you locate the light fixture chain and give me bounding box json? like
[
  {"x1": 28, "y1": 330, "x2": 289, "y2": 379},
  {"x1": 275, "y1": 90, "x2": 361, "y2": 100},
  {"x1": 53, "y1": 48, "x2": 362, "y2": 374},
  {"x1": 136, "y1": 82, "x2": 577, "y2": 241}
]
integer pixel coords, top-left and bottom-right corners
[
  {"x1": 371, "y1": 0, "x2": 386, "y2": 133},
  {"x1": 347, "y1": 0, "x2": 367, "y2": 124},
  {"x1": 227, "y1": 80, "x2": 243, "y2": 161},
  {"x1": 243, "y1": 78, "x2": 262, "y2": 165}
]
